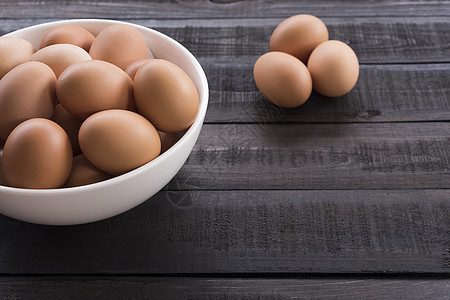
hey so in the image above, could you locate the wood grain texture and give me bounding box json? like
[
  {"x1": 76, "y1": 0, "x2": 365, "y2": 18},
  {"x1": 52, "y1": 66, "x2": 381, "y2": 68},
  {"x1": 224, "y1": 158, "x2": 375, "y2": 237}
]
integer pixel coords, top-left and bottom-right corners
[
  {"x1": 0, "y1": 190, "x2": 448, "y2": 274},
  {"x1": 0, "y1": 0, "x2": 449, "y2": 19},
  {"x1": 1, "y1": 276, "x2": 449, "y2": 300},
  {"x1": 203, "y1": 62, "x2": 450, "y2": 123},
  {"x1": 155, "y1": 18, "x2": 450, "y2": 64},
  {"x1": 170, "y1": 123, "x2": 450, "y2": 190}
]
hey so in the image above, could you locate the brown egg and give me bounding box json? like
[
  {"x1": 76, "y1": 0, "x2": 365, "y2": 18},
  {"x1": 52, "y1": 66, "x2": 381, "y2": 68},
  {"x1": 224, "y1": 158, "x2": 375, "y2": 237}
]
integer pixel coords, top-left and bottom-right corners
[
  {"x1": 253, "y1": 51, "x2": 312, "y2": 108},
  {"x1": 79, "y1": 109, "x2": 161, "y2": 175},
  {"x1": 134, "y1": 59, "x2": 199, "y2": 133},
  {"x1": 0, "y1": 150, "x2": 8, "y2": 186},
  {"x1": 30, "y1": 44, "x2": 92, "y2": 78},
  {"x1": 57, "y1": 60, "x2": 134, "y2": 120},
  {"x1": 64, "y1": 154, "x2": 111, "y2": 187},
  {"x1": 307, "y1": 40, "x2": 359, "y2": 97},
  {"x1": 2, "y1": 118, "x2": 73, "y2": 189},
  {"x1": 39, "y1": 24, "x2": 95, "y2": 52},
  {"x1": 0, "y1": 36, "x2": 35, "y2": 79},
  {"x1": 0, "y1": 61, "x2": 57, "y2": 140},
  {"x1": 125, "y1": 58, "x2": 153, "y2": 80},
  {"x1": 52, "y1": 104, "x2": 83, "y2": 155},
  {"x1": 89, "y1": 24, "x2": 148, "y2": 70},
  {"x1": 270, "y1": 14, "x2": 328, "y2": 64}
]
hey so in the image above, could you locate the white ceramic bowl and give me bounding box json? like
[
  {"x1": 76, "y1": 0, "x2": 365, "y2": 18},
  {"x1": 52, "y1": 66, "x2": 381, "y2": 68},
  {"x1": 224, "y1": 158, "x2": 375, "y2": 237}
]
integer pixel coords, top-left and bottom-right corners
[{"x1": 0, "y1": 19, "x2": 208, "y2": 225}]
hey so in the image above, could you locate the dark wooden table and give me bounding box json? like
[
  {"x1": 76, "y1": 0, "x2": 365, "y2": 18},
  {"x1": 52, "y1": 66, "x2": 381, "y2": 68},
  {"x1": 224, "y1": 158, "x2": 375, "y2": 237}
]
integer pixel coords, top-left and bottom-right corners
[{"x1": 1, "y1": 1, "x2": 449, "y2": 299}]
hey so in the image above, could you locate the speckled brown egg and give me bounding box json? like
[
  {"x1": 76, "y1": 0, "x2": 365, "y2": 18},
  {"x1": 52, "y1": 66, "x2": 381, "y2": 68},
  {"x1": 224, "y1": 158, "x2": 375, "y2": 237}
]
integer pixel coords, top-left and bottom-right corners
[
  {"x1": 39, "y1": 24, "x2": 96, "y2": 52},
  {"x1": 307, "y1": 40, "x2": 359, "y2": 97},
  {"x1": 0, "y1": 36, "x2": 35, "y2": 79},
  {"x1": 2, "y1": 118, "x2": 73, "y2": 189},
  {"x1": 134, "y1": 59, "x2": 199, "y2": 133},
  {"x1": 253, "y1": 51, "x2": 312, "y2": 108},
  {"x1": 30, "y1": 44, "x2": 92, "y2": 78},
  {"x1": 52, "y1": 104, "x2": 83, "y2": 156},
  {"x1": 0, "y1": 61, "x2": 57, "y2": 140},
  {"x1": 57, "y1": 60, "x2": 134, "y2": 120},
  {"x1": 270, "y1": 14, "x2": 329, "y2": 64},
  {"x1": 89, "y1": 24, "x2": 148, "y2": 70},
  {"x1": 78, "y1": 109, "x2": 161, "y2": 176},
  {"x1": 64, "y1": 154, "x2": 111, "y2": 188}
]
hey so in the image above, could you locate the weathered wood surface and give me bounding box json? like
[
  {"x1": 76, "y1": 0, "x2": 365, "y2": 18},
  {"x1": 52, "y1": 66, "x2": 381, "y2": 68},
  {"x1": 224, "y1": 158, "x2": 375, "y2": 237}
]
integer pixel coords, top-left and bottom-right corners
[
  {"x1": 160, "y1": 18, "x2": 450, "y2": 64},
  {"x1": 0, "y1": 0, "x2": 449, "y2": 298},
  {"x1": 0, "y1": 190, "x2": 448, "y2": 274},
  {"x1": 1, "y1": 276, "x2": 449, "y2": 300},
  {"x1": 172, "y1": 123, "x2": 450, "y2": 190}
]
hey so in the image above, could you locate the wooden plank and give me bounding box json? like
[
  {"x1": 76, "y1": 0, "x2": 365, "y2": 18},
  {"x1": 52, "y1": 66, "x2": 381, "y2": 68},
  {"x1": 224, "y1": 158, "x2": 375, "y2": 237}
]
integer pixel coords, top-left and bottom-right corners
[
  {"x1": 0, "y1": 0, "x2": 449, "y2": 19},
  {"x1": 203, "y1": 62, "x2": 450, "y2": 123},
  {"x1": 155, "y1": 18, "x2": 450, "y2": 64},
  {"x1": 0, "y1": 276, "x2": 449, "y2": 300},
  {"x1": 1, "y1": 17, "x2": 449, "y2": 64},
  {"x1": 170, "y1": 122, "x2": 450, "y2": 190},
  {"x1": 0, "y1": 190, "x2": 448, "y2": 274}
]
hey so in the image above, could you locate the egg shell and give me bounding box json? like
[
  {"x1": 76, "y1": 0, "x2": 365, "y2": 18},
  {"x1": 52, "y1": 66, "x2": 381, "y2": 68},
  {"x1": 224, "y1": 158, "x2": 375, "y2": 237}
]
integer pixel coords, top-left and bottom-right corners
[
  {"x1": 30, "y1": 43, "x2": 92, "y2": 78},
  {"x1": 64, "y1": 154, "x2": 111, "y2": 188},
  {"x1": 0, "y1": 61, "x2": 57, "y2": 140},
  {"x1": 39, "y1": 24, "x2": 96, "y2": 52},
  {"x1": 78, "y1": 109, "x2": 161, "y2": 176},
  {"x1": 2, "y1": 118, "x2": 73, "y2": 189},
  {"x1": 57, "y1": 60, "x2": 134, "y2": 120},
  {"x1": 134, "y1": 59, "x2": 199, "y2": 133},
  {"x1": 0, "y1": 36, "x2": 35, "y2": 79},
  {"x1": 89, "y1": 24, "x2": 148, "y2": 70},
  {"x1": 52, "y1": 104, "x2": 83, "y2": 156},
  {"x1": 270, "y1": 14, "x2": 329, "y2": 64},
  {"x1": 307, "y1": 40, "x2": 359, "y2": 98},
  {"x1": 253, "y1": 51, "x2": 312, "y2": 108},
  {"x1": 125, "y1": 58, "x2": 153, "y2": 80}
]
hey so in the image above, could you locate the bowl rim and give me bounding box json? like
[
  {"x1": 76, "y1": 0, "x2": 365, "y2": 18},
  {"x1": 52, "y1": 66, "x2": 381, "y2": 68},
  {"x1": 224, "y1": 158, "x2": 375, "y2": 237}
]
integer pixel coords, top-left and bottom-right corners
[{"x1": 0, "y1": 18, "x2": 209, "y2": 195}]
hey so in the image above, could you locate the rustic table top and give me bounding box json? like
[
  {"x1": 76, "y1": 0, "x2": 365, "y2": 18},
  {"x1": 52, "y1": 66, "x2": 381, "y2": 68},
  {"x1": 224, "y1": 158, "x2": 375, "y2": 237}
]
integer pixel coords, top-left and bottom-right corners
[{"x1": 0, "y1": 1, "x2": 449, "y2": 299}]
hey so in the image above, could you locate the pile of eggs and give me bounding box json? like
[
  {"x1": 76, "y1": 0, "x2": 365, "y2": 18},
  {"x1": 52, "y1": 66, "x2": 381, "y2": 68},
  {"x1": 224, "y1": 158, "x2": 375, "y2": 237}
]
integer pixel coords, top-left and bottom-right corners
[
  {"x1": 0, "y1": 23, "x2": 199, "y2": 189},
  {"x1": 253, "y1": 14, "x2": 359, "y2": 108}
]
